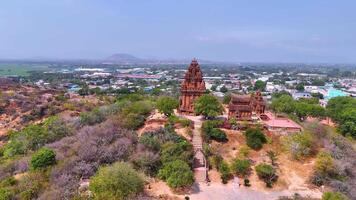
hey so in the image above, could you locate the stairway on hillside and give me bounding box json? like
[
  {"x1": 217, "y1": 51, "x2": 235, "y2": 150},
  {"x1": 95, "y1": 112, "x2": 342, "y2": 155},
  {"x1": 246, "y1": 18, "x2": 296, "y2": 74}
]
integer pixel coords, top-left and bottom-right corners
[{"x1": 191, "y1": 120, "x2": 207, "y2": 183}]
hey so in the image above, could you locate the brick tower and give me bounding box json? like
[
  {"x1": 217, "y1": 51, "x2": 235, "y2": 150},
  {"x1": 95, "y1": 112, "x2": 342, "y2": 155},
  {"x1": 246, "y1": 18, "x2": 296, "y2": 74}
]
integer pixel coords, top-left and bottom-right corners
[{"x1": 178, "y1": 59, "x2": 206, "y2": 114}]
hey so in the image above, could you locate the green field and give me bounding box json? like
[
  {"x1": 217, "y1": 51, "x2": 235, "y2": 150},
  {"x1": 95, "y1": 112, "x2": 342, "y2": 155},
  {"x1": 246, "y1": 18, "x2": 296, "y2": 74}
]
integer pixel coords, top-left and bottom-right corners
[{"x1": 0, "y1": 64, "x2": 49, "y2": 76}]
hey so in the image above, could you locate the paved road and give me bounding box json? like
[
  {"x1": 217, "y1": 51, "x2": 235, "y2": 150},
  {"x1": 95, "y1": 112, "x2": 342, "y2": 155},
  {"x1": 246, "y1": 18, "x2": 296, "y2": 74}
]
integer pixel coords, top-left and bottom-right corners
[{"x1": 188, "y1": 183, "x2": 322, "y2": 200}]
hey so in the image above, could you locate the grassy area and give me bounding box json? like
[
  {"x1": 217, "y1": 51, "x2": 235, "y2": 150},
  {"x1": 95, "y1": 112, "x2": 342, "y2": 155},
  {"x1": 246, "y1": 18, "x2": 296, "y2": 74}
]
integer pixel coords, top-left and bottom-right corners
[{"x1": 0, "y1": 64, "x2": 48, "y2": 76}]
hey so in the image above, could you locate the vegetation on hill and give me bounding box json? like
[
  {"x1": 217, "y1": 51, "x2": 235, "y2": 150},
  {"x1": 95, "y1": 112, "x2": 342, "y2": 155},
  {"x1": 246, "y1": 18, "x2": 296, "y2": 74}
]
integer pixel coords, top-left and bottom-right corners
[
  {"x1": 326, "y1": 96, "x2": 356, "y2": 139},
  {"x1": 270, "y1": 94, "x2": 325, "y2": 121},
  {"x1": 89, "y1": 162, "x2": 144, "y2": 200}
]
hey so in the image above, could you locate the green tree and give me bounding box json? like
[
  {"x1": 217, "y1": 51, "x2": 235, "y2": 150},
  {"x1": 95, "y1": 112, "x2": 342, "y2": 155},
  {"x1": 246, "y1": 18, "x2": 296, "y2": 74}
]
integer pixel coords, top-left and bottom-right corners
[
  {"x1": 90, "y1": 162, "x2": 144, "y2": 200},
  {"x1": 78, "y1": 84, "x2": 89, "y2": 96},
  {"x1": 218, "y1": 161, "x2": 232, "y2": 184},
  {"x1": 270, "y1": 95, "x2": 296, "y2": 114},
  {"x1": 210, "y1": 85, "x2": 217, "y2": 91},
  {"x1": 255, "y1": 163, "x2": 277, "y2": 187},
  {"x1": 223, "y1": 93, "x2": 231, "y2": 104},
  {"x1": 158, "y1": 160, "x2": 194, "y2": 189},
  {"x1": 254, "y1": 80, "x2": 266, "y2": 91},
  {"x1": 244, "y1": 128, "x2": 267, "y2": 150},
  {"x1": 156, "y1": 96, "x2": 179, "y2": 116},
  {"x1": 220, "y1": 86, "x2": 228, "y2": 93},
  {"x1": 194, "y1": 94, "x2": 224, "y2": 119},
  {"x1": 30, "y1": 148, "x2": 56, "y2": 170},
  {"x1": 296, "y1": 83, "x2": 305, "y2": 91}
]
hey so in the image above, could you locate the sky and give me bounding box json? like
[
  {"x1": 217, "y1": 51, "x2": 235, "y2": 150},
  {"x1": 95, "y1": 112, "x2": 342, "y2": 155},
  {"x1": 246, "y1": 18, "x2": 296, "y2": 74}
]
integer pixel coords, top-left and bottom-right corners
[{"x1": 0, "y1": 0, "x2": 356, "y2": 63}]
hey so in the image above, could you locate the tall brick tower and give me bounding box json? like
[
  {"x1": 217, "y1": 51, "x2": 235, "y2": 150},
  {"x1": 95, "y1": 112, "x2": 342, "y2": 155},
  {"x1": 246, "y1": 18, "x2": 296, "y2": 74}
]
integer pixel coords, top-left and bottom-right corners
[{"x1": 178, "y1": 59, "x2": 206, "y2": 115}]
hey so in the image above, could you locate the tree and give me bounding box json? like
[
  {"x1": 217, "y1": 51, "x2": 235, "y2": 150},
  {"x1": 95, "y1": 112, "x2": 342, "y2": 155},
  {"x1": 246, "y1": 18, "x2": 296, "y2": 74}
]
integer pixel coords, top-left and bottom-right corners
[
  {"x1": 312, "y1": 79, "x2": 326, "y2": 86},
  {"x1": 194, "y1": 94, "x2": 224, "y2": 119},
  {"x1": 78, "y1": 84, "x2": 89, "y2": 96},
  {"x1": 311, "y1": 92, "x2": 324, "y2": 99},
  {"x1": 210, "y1": 85, "x2": 217, "y2": 91},
  {"x1": 326, "y1": 97, "x2": 356, "y2": 123},
  {"x1": 231, "y1": 159, "x2": 251, "y2": 177},
  {"x1": 270, "y1": 95, "x2": 296, "y2": 114},
  {"x1": 158, "y1": 160, "x2": 194, "y2": 189},
  {"x1": 90, "y1": 162, "x2": 144, "y2": 200},
  {"x1": 296, "y1": 83, "x2": 305, "y2": 91},
  {"x1": 30, "y1": 148, "x2": 56, "y2": 170},
  {"x1": 255, "y1": 163, "x2": 277, "y2": 187},
  {"x1": 322, "y1": 192, "x2": 349, "y2": 200},
  {"x1": 254, "y1": 80, "x2": 266, "y2": 91},
  {"x1": 223, "y1": 93, "x2": 231, "y2": 104},
  {"x1": 218, "y1": 161, "x2": 232, "y2": 184},
  {"x1": 220, "y1": 86, "x2": 228, "y2": 93},
  {"x1": 338, "y1": 108, "x2": 356, "y2": 139},
  {"x1": 244, "y1": 128, "x2": 267, "y2": 150},
  {"x1": 156, "y1": 96, "x2": 179, "y2": 116}
]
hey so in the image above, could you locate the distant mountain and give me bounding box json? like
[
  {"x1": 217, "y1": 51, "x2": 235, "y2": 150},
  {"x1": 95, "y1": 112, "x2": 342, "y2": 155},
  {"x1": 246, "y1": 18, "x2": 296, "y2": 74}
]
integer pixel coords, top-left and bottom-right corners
[
  {"x1": 104, "y1": 53, "x2": 143, "y2": 64},
  {"x1": 102, "y1": 53, "x2": 227, "y2": 65}
]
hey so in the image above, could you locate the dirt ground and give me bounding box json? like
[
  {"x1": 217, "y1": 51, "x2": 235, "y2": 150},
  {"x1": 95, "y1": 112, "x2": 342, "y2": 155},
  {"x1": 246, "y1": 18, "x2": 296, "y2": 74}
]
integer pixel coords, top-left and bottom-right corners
[{"x1": 209, "y1": 129, "x2": 318, "y2": 193}]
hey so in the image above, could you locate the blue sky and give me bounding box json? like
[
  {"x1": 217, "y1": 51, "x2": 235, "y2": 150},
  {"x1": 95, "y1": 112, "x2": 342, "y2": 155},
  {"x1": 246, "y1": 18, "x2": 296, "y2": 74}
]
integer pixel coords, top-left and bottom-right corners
[{"x1": 0, "y1": 0, "x2": 355, "y2": 63}]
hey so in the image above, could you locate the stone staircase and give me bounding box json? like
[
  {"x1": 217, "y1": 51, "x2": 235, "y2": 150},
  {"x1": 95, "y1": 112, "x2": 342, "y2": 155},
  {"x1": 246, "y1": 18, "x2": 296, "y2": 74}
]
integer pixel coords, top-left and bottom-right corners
[
  {"x1": 174, "y1": 113, "x2": 208, "y2": 183},
  {"x1": 191, "y1": 120, "x2": 207, "y2": 183}
]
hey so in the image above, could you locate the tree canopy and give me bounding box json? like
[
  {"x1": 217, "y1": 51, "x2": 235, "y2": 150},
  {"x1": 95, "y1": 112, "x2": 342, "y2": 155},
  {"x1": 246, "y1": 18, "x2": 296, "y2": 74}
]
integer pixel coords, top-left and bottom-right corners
[
  {"x1": 156, "y1": 96, "x2": 179, "y2": 116},
  {"x1": 194, "y1": 94, "x2": 224, "y2": 119},
  {"x1": 254, "y1": 80, "x2": 266, "y2": 91}
]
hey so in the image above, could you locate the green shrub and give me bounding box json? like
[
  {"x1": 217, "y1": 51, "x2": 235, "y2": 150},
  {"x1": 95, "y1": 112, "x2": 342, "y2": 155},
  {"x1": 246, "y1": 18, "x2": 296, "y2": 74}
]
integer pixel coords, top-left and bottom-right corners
[
  {"x1": 158, "y1": 160, "x2": 194, "y2": 189},
  {"x1": 139, "y1": 135, "x2": 161, "y2": 152},
  {"x1": 203, "y1": 143, "x2": 212, "y2": 157},
  {"x1": 218, "y1": 161, "x2": 232, "y2": 184},
  {"x1": 130, "y1": 151, "x2": 161, "y2": 176},
  {"x1": 244, "y1": 128, "x2": 267, "y2": 150},
  {"x1": 231, "y1": 159, "x2": 251, "y2": 176},
  {"x1": 90, "y1": 162, "x2": 144, "y2": 200},
  {"x1": 238, "y1": 145, "x2": 251, "y2": 159},
  {"x1": 202, "y1": 120, "x2": 227, "y2": 142},
  {"x1": 0, "y1": 188, "x2": 11, "y2": 200},
  {"x1": 322, "y1": 192, "x2": 349, "y2": 200},
  {"x1": 209, "y1": 155, "x2": 223, "y2": 170},
  {"x1": 255, "y1": 163, "x2": 277, "y2": 187},
  {"x1": 0, "y1": 177, "x2": 17, "y2": 187},
  {"x1": 160, "y1": 141, "x2": 193, "y2": 165},
  {"x1": 30, "y1": 148, "x2": 56, "y2": 170},
  {"x1": 315, "y1": 152, "x2": 337, "y2": 177}
]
